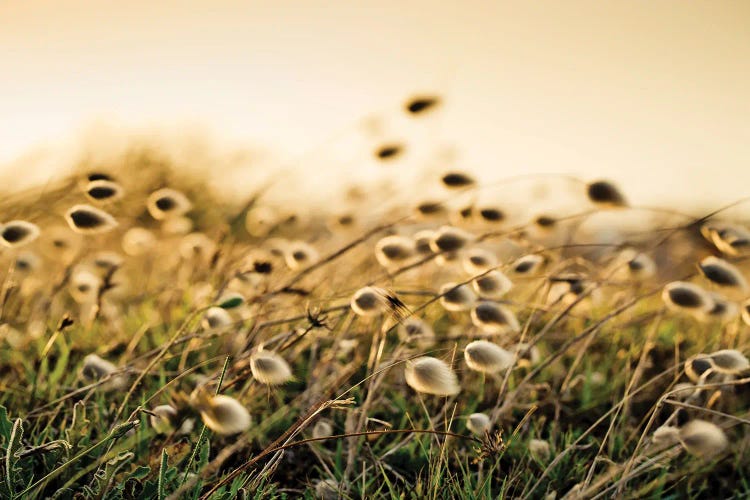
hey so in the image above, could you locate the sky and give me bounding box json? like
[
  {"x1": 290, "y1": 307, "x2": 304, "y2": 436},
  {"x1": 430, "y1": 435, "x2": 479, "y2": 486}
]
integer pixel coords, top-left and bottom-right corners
[{"x1": 1, "y1": 1, "x2": 749, "y2": 207}]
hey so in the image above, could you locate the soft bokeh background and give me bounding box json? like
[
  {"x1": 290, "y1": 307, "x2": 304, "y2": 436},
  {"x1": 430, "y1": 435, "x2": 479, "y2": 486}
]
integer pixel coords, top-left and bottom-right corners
[{"x1": 1, "y1": 0, "x2": 749, "y2": 207}]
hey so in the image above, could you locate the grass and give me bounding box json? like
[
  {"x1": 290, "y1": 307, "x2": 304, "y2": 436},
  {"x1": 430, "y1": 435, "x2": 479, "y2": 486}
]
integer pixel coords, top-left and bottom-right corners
[{"x1": 0, "y1": 152, "x2": 749, "y2": 499}]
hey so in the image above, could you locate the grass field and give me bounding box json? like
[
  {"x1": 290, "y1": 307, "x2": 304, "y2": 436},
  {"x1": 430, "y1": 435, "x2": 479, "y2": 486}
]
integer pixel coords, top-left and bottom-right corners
[{"x1": 0, "y1": 147, "x2": 749, "y2": 499}]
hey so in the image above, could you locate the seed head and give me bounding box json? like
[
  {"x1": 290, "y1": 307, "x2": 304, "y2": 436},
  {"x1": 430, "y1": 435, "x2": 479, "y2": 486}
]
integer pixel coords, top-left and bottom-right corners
[
  {"x1": 439, "y1": 282, "x2": 477, "y2": 311},
  {"x1": 404, "y1": 357, "x2": 460, "y2": 396},
  {"x1": 65, "y1": 204, "x2": 118, "y2": 234},
  {"x1": 0, "y1": 220, "x2": 41, "y2": 248},
  {"x1": 189, "y1": 388, "x2": 251, "y2": 435},
  {"x1": 464, "y1": 340, "x2": 514, "y2": 373},
  {"x1": 678, "y1": 420, "x2": 728, "y2": 458},
  {"x1": 147, "y1": 188, "x2": 192, "y2": 220},
  {"x1": 470, "y1": 302, "x2": 520, "y2": 334},
  {"x1": 250, "y1": 350, "x2": 294, "y2": 385},
  {"x1": 466, "y1": 413, "x2": 491, "y2": 435}
]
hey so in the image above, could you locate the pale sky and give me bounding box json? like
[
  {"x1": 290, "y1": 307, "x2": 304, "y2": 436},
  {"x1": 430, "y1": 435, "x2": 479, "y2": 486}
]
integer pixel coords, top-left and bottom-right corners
[{"x1": 1, "y1": 1, "x2": 749, "y2": 207}]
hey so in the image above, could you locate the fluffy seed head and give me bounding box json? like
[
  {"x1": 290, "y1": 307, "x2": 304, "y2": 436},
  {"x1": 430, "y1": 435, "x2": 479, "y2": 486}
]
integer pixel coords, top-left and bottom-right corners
[
  {"x1": 284, "y1": 241, "x2": 319, "y2": 270},
  {"x1": 464, "y1": 340, "x2": 514, "y2": 374},
  {"x1": 698, "y1": 256, "x2": 748, "y2": 291},
  {"x1": 13, "y1": 251, "x2": 41, "y2": 274},
  {"x1": 528, "y1": 439, "x2": 551, "y2": 461},
  {"x1": 510, "y1": 254, "x2": 545, "y2": 275},
  {"x1": 121, "y1": 227, "x2": 156, "y2": 256},
  {"x1": 179, "y1": 232, "x2": 217, "y2": 260},
  {"x1": 703, "y1": 292, "x2": 739, "y2": 323},
  {"x1": 375, "y1": 235, "x2": 416, "y2": 267},
  {"x1": 430, "y1": 226, "x2": 474, "y2": 253},
  {"x1": 708, "y1": 349, "x2": 749, "y2": 374},
  {"x1": 70, "y1": 269, "x2": 102, "y2": 303},
  {"x1": 190, "y1": 388, "x2": 251, "y2": 435},
  {"x1": 470, "y1": 302, "x2": 520, "y2": 334},
  {"x1": 405, "y1": 95, "x2": 441, "y2": 115},
  {"x1": 150, "y1": 405, "x2": 178, "y2": 435},
  {"x1": 462, "y1": 248, "x2": 498, "y2": 275},
  {"x1": 477, "y1": 207, "x2": 504, "y2": 223},
  {"x1": 662, "y1": 281, "x2": 713, "y2": 313},
  {"x1": 147, "y1": 188, "x2": 192, "y2": 220},
  {"x1": 678, "y1": 420, "x2": 728, "y2": 458},
  {"x1": 0, "y1": 220, "x2": 41, "y2": 248},
  {"x1": 472, "y1": 270, "x2": 513, "y2": 299},
  {"x1": 84, "y1": 179, "x2": 124, "y2": 203},
  {"x1": 404, "y1": 357, "x2": 460, "y2": 396},
  {"x1": 439, "y1": 282, "x2": 477, "y2": 311},
  {"x1": 351, "y1": 286, "x2": 407, "y2": 318},
  {"x1": 202, "y1": 306, "x2": 233, "y2": 330},
  {"x1": 702, "y1": 222, "x2": 750, "y2": 256},
  {"x1": 466, "y1": 413, "x2": 491, "y2": 435},
  {"x1": 312, "y1": 419, "x2": 334, "y2": 439},
  {"x1": 397, "y1": 317, "x2": 435, "y2": 347},
  {"x1": 441, "y1": 171, "x2": 475, "y2": 188},
  {"x1": 81, "y1": 354, "x2": 127, "y2": 390},
  {"x1": 375, "y1": 143, "x2": 404, "y2": 160},
  {"x1": 511, "y1": 343, "x2": 541, "y2": 367},
  {"x1": 250, "y1": 350, "x2": 294, "y2": 385},
  {"x1": 161, "y1": 215, "x2": 194, "y2": 235},
  {"x1": 685, "y1": 355, "x2": 714, "y2": 383},
  {"x1": 245, "y1": 206, "x2": 279, "y2": 237},
  {"x1": 413, "y1": 230, "x2": 435, "y2": 255},
  {"x1": 586, "y1": 180, "x2": 627, "y2": 207},
  {"x1": 652, "y1": 425, "x2": 680, "y2": 447},
  {"x1": 65, "y1": 205, "x2": 118, "y2": 234},
  {"x1": 742, "y1": 298, "x2": 750, "y2": 326},
  {"x1": 415, "y1": 200, "x2": 446, "y2": 218}
]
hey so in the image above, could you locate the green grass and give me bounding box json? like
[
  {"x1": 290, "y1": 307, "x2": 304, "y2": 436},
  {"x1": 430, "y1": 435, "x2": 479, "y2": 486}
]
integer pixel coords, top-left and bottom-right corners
[{"x1": 0, "y1": 159, "x2": 749, "y2": 499}]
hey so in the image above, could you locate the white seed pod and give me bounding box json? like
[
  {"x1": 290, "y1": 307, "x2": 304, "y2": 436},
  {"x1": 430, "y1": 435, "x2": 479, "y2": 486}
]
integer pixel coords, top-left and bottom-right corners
[
  {"x1": 13, "y1": 251, "x2": 41, "y2": 274},
  {"x1": 586, "y1": 180, "x2": 627, "y2": 207},
  {"x1": 91, "y1": 251, "x2": 124, "y2": 272},
  {"x1": 312, "y1": 419, "x2": 334, "y2": 439},
  {"x1": 315, "y1": 479, "x2": 340, "y2": 500},
  {"x1": 441, "y1": 171, "x2": 475, "y2": 188},
  {"x1": 708, "y1": 349, "x2": 749, "y2": 374},
  {"x1": 466, "y1": 413, "x2": 491, "y2": 436},
  {"x1": 404, "y1": 357, "x2": 460, "y2": 396},
  {"x1": 684, "y1": 355, "x2": 715, "y2": 384},
  {"x1": 462, "y1": 247, "x2": 499, "y2": 275},
  {"x1": 702, "y1": 222, "x2": 750, "y2": 256},
  {"x1": 662, "y1": 282, "x2": 713, "y2": 315},
  {"x1": 65, "y1": 205, "x2": 118, "y2": 234},
  {"x1": 670, "y1": 382, "x2": 697, "y2": 401},
  {"x1": 476, "y1": 206, "x2": 505, "y2": 224},
  {"x1": 42, "y1": 226, "x2": 82, "y2": 262},
  {"x1": 615, "y1": 248, "x2": 656, "y2": 280},
  {"x1": 150, "y1": 405, "x2": 178, "y2": 435},
  {"x1": 470, "y1": 302, "x2": 520, "y2": 334},
  {"x1": 397, "y1": 317, "x2": 436, "y2": 347},
  {"x1": 702, "y1": 292, "x2": 739, "y2": 323},
  {"x1": 245, "y1": 205, "x2": 279, "y2": 237},
  {"x1": 375, "y1": 235, "x2": 416, "y2": 267},
  {"x1": 698, "y1": 256, "x2": 748, "y2": 291},
  {"x1": 351, "y1": 286, "x2": 405, "y2": 318},
  {"x1": 284, "y1": 240, "x2": 319, "y2": 270},
  {"x1": 190, "y1": 389, "x2": 251, "y2": 435},
  {"x1": 69, "y1": 269, "x2": 102, "y2": 303},
  {"x1": 413, "y1": 229, "x2": 435, "y2": 256},
  {"x1": 147, "y1": 188, "x2": 192, "y2": 220},
  {"x1": 161, "y1": 215, "x2": 194, "y2": 236},
  {"x1": 677, "y1": 420, "x2": 728, "y2": 458},
  {"x1": 81, "y1": 354, "x2": 127, "y2": 390},
  {"x1": 464, "y1": 340, "x2": 514, "y2": 374},
  {"x1": 415, "y1": 200, "x2": 447, "y2": 219},
  {"x1": 651, "y1": 425, "x2": 680, "y2": 447},
  {"x1": 179, "y1": 232, "x2": 217, "y2": 261},
  {"x1": 511, "y1": 342, "x2": 541, "y2": 368},
  {"x1": 528, "y1": 439, "x2": 551, "y2": 461},
  {"x1": 430, "y1": 226, "x2": 474, "y2": 253},
  {"x1": 510, "y1": 254, "x2": 545, "y2": 275},
  {"x1": 439, "y1": 282, "x2": 477, "y2": 312},
  {"x1": 202, "y1": 306, "x2": 233, "y2": 330},
  {"x1": 0, "y1": 220, "x2": 41, "y2": 248},
  {"x1": 472, "y1": 270, "x2": 513, "y2": 299},
  {"x1": 84, "y1": 179, "x2": 124, "y2": 203},
  {"x1": 250, "y1": 350, "x2": 293, "y2": 385},
  {"x1": 121, "y1": 227, "x2": 157, "y2": 256}
]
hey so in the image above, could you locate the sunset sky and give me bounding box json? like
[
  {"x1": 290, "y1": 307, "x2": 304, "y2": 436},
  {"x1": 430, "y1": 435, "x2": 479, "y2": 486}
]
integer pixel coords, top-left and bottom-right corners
[{"x1": 1, "y1": 1, "x2": 749, "y2": 206}]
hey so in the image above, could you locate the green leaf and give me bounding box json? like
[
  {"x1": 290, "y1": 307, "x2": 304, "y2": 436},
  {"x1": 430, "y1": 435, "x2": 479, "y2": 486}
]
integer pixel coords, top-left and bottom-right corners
[
  {"x1": 217, "y1": 295, "x2": 244, "y2": 309},
  {"x1": 0, "y1": 406, "x2": 12, "y2": 444},
  {"x1": 4, "y1": 418, "x2": 24, "y2": 499},
  {"x1": 158, "y1": 448, "x2": 169, "y2": 500}
]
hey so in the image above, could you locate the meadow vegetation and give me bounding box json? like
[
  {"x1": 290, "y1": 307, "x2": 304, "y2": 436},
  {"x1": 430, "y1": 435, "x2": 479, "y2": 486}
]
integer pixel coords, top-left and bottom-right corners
[{"x1": 1, "y1": 98, "x2": 749, "y2": 498}]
